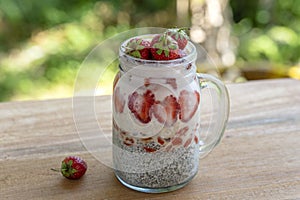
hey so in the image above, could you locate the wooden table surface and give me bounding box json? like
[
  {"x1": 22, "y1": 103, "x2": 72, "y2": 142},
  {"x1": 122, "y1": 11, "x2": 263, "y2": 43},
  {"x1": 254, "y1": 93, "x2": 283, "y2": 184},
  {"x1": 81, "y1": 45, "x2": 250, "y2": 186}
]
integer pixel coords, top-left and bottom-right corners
[{"x1": 1, "y1": 78, "x2": 300, "y2": 200}]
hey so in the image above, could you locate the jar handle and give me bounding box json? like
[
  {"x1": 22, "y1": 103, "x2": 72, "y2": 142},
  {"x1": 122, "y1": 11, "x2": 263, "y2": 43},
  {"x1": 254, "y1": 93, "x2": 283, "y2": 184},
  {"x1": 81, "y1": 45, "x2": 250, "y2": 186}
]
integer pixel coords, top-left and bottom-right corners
[{"x1": 197, "y1": 73, "x2": 230, "y2": 158}]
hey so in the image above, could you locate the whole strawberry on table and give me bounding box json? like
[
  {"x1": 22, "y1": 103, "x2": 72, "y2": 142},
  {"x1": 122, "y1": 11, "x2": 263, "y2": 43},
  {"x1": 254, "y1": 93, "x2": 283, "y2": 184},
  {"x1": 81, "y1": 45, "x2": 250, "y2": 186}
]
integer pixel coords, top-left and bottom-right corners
[
  {"x1": 52, "y1": 156, "x2": 87, "y2": 180},
  {"x1": 124, "y1": 28, "x2": 189, "y2": 60}
]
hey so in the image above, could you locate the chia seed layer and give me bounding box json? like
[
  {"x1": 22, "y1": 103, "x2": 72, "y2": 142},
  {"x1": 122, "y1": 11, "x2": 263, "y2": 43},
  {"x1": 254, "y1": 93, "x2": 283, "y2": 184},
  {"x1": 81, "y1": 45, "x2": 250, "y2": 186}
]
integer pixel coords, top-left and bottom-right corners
[{"x1": 113, "y1": 130, "x2": 199, "y2": 188}]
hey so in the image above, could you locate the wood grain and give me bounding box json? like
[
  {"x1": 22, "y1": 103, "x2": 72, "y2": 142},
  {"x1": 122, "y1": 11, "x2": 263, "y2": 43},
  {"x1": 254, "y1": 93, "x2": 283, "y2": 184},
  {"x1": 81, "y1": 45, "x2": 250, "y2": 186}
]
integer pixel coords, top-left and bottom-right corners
[{"x1": 0, "y1": 78, "x2": 299, "y2": 200}]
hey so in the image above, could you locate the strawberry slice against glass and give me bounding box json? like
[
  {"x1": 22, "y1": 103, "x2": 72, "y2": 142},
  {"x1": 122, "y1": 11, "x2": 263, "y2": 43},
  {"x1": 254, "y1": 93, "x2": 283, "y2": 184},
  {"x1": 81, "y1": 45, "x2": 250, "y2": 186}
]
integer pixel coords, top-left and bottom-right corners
[
  {"x1": 152, "y1": 95, "x2": 180, "y2": 126},
  {"x1": 178, "y1": 90, "x2": 200, "y2": 122},
  {"x1": 128, "y1": 90, "x2": 155, "y2": 123}
]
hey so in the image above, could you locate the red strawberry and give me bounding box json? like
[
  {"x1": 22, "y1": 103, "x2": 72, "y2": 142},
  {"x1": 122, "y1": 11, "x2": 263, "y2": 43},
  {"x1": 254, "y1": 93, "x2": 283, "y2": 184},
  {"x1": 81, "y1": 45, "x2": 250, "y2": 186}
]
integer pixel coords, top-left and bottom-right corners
[
  {"x1": 150, "y1": 34, "x2": 180, "y2": 60},
  {"x1": 113, "y1": 87, "x2": 125, "y2": 113},
  {"x1": 184, "y1": 137, "x2": 193, "y2": 148},
  {"x1": 176, "y1": 126, "x2": 189, "y2": 137},
  {"x1": 128, "y1": 90, "x2": 155, "y2": 123},
  {"x1": 52, "y1": 156, "x2": 87, "y2": 180},
  {"x1": 144, "y1": 146, "x2": 157, "y2": 153},
  {"x1": 152, "y1": 95, "x2": 180, "y2": 126},
  {"x1": 166, "y1": 28, "x2": 189, "y2": 50},
  {"x1": 194, "y1": 135, "x2": 199, "y2": 144},
  {"x1": 124, "y1": 137, "x2": 135, "y2": 146},
  {"x1": 178, "y1": 90, "x2": 200, "y2": 122},
  {"x1": 157, "y1": 136, "x2": 165, "y2": 145},
  {"x1": 172, "y1": 137, "x2": 183, "y2": 146},
  {"x1": 125, "y1": 38, "x2": 151, "y2": 59}
]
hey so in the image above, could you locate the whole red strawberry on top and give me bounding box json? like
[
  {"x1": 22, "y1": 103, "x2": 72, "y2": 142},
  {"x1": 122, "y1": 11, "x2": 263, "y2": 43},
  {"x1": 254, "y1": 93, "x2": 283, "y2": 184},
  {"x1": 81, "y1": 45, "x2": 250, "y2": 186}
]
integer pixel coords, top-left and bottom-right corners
[
  {"x1": 166, "y1": 28, "x2": 189, "y2": 50},
  {"x1": 150, "y1": 33, "x2": 181, "y2": 60},
  {"x1": 125, "y1": 38, "x2": 151, "y2": 59},
  {"x1": 52, "y1": 156, "x2": 87, "y2": 179},
  {"x1": 123, "y1": 28, "x2": 190, "y2": 60}
]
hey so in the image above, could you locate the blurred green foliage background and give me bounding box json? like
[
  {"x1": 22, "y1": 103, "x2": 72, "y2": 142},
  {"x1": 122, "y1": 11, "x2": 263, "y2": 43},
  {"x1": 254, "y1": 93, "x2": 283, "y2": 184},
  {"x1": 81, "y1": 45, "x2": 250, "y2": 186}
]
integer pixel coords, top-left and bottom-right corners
[
  {"x1": 0, "y1": 0, "x2": 299, "y2": 101},
  {"x1": 231, "y1": 0, "x2": 300, "y2": 80}
]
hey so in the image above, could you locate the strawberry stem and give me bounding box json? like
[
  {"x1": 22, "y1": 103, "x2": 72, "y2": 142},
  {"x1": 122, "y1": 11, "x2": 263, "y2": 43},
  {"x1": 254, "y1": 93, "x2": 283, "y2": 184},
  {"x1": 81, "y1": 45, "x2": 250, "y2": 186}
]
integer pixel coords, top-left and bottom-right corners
[
  {"x1": 162, "y1": 32, "x2": 168, "y2": 46},
  {"x1": 51, "y1": 168, "x2": 60, "y2": 172}
]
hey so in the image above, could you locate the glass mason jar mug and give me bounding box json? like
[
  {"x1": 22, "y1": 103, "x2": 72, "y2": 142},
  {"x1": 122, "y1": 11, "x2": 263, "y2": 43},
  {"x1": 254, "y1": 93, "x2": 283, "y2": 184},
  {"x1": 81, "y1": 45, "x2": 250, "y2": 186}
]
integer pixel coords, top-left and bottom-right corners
[{"x1": 112, "y1": 35, "x2": 229, "y2": 193}]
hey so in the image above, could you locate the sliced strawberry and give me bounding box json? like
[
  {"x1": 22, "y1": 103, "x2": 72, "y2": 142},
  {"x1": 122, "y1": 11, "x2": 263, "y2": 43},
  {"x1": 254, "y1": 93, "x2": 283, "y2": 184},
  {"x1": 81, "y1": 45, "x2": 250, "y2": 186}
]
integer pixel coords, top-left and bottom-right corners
[
  {"x1": 157, "y1": 136, "x2": 165, "y2": 145},
  {"x1": 194, "y1": 135, "x2": 199, "y2": 144},
  {"x1": 113, "y1": 87, "x2": 125, "y2": 113},
  {"x1": 150, "y1": 34, "x2": 180, "y2": 60},
  {"x1": 124, "y1": 137, "x2": 134, "y2": 146},
  {"x1": 176, "y1": 126, "x2": 189, "y2": 137},
  {"x1": 152, "y1": 103, "x2": 165, "y2": 123},
  {"x1": 128, "y1": 90, "x2": 155, "y2": 123},
  {"x1": 166, "y1": 28, "x2": 189, "y2": 50},
  {"x1": 144, "y1": 146, "x2": 157, "y2": 153},
  {"x1": 172, "y1": 137, "x2": 183, "y2": 146},
  {"x1": 152, "y1": 95, "x2": 180, "y2": 126},
  {"x1": 141, "y1": 137, "x2": 153, "y2": 143},
  {"x1": 125, "y1": 38, "x2": 151, "y2": 59},
  {"x1": 184, "y1": 137, "x2": 193, "y2": 148},
  {"x1": 178, "y1": 90, "x2": 200, "y2": 122}
]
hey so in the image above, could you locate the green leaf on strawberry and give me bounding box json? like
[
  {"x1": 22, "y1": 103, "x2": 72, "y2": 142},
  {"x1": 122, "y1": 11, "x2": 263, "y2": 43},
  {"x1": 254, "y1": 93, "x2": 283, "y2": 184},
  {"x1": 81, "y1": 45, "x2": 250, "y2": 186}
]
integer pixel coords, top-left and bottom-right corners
[
  {"x1": 125, "y1": 38, "x2": 151, "y2": 59},
  {"x1": 131, "y1": 50, "x2": 141, "y2": 58},
  {"x1": 156, "y1": 49, "x2": 163, "y2": 55}
]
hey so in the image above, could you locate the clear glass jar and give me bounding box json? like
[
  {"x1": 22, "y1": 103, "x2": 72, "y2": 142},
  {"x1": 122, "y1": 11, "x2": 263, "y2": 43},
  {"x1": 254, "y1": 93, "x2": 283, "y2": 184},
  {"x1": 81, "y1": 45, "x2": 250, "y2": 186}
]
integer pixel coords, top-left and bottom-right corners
[{"x1": 112, "y1": 34, "x2": 229, "y2": 193}]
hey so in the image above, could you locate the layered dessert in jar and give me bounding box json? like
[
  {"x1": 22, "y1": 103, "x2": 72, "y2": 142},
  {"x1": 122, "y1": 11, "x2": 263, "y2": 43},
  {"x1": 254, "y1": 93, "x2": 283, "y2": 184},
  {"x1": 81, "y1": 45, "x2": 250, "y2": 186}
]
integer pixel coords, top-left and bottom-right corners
[{"x1": 112, "y1": 29, "x2": 202, "y2": 192}]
